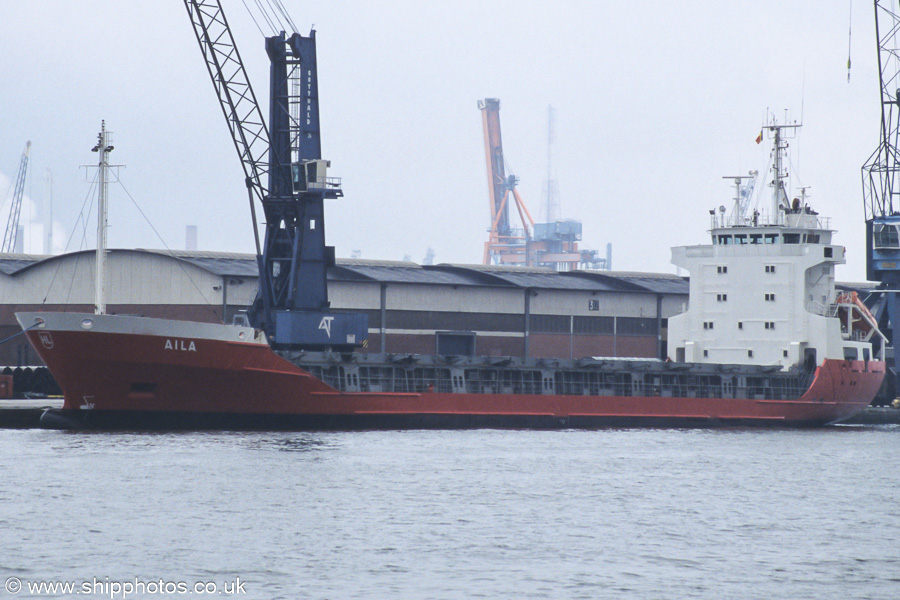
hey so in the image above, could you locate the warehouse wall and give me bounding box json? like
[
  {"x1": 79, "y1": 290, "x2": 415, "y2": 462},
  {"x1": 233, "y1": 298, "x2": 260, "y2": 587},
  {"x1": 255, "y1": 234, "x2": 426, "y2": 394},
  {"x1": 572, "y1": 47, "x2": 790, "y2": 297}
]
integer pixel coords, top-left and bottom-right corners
[{"x1": 0, "y1": 251, "x2": 687, "y2": 367}]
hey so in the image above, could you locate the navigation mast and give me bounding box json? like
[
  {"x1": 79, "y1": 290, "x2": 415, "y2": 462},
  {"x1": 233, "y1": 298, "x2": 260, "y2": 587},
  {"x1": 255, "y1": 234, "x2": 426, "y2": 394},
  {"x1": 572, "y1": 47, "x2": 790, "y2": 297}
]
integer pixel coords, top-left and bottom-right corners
[{"x1": 91, "y1": 122, "x2": 113, "y2": 315}]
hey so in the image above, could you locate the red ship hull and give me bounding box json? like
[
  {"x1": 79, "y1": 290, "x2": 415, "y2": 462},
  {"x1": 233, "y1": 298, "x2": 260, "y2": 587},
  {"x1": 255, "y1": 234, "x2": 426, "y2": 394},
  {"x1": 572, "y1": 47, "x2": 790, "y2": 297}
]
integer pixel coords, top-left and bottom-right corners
[{"x1": 18, "y1": 312, "x2": 885, "y2": 429}]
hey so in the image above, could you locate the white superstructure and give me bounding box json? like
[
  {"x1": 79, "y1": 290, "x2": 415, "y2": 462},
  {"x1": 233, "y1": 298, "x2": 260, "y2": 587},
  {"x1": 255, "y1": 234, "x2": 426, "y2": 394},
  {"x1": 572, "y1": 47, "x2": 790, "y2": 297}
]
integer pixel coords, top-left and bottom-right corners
[{"x1": 668, "y1": 120, "x2": 884, "y2": 370}]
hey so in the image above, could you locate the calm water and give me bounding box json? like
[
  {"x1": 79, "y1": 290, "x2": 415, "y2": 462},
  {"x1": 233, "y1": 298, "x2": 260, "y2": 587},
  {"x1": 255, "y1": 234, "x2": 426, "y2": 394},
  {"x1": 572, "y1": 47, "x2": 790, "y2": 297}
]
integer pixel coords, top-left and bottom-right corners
[{"x1": 1, "y1": 426, "x2": 899, "y2": 600}]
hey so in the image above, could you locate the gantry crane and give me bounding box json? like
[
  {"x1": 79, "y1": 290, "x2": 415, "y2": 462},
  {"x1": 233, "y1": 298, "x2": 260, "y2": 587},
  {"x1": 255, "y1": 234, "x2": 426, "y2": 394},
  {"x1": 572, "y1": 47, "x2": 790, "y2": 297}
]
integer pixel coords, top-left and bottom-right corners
[
  {"x1": 2, "y1": 141, "x2": 31, "y2": 253},
  {"x1": 184, "y1": 0, "x2": 366, "y2": 350}
]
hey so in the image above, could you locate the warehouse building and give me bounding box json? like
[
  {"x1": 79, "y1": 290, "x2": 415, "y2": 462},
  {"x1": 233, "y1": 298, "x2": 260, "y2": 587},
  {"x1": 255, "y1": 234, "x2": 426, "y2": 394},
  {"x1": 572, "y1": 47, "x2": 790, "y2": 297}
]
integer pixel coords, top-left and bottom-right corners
[{"x1": 0, "y1": 250, "x2": 689, "y2": 367}]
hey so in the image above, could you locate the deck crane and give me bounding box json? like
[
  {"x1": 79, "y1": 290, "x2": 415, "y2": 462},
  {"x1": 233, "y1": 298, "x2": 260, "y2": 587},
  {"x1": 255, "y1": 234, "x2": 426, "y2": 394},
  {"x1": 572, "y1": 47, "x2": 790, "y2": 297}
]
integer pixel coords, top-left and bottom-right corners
[
  {"x1": 2, "y1": 141, "x2": 31, "y2": 253},
  {"x1": 862, "y1": 0, "x2": 900, "y2": 396},
  {"x1": 183, "y1": 0, "x2": 366, "y2": 350}
]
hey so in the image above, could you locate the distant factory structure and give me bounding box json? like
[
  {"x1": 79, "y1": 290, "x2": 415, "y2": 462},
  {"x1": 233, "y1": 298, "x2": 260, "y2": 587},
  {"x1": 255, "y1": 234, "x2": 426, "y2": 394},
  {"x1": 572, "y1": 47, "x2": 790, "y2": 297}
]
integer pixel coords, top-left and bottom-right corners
[{"x1": 478, "y1": 98, "x2": 611, "y2": 271}]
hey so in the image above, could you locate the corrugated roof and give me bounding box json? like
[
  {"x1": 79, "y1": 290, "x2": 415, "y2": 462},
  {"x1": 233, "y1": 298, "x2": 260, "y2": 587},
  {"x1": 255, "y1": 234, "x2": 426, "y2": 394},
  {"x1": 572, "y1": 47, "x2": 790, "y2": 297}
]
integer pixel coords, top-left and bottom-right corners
[
  {"x1": 0, "y1": 249, "x2": 701, "y2": 296},
  {"x1": 601, "y1": 271, "x2": 690, "y2": 294},
  {"x1": 141, "y1": 249, "x2": 258, "y2": 277},
  {"x1": 439, "y1": 263, "x2": 556, "y2": 274},
  {"x1": 0, "y1": 253, "x2": 51, "y2": 275},
  {"x1": 335, "y1": 263, "x2": 489, "y2": 286},
  {"x1": 336, "y1": 258, "x2": 419, "y2": 268},
  {"x1": 1, "y1": 249, "x2": 260, "y2": 278},
  {"x1": 479, "y1": 269, "x2": 600, "y2": 290}
]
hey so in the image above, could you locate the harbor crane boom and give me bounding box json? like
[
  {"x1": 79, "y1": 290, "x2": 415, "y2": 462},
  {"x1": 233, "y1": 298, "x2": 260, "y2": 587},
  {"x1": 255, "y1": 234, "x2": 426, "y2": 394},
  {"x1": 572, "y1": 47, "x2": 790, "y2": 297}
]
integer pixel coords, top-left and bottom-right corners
[
  {"x1": 2, "y1": 141, "x2": 31, "y2": 253},
  {"x1": 183, "y1": 0, "x2": 366, "y2": 349},
  {"x1": 862, "y1": 0, "x2": 900, "y2": 396},
  {"x1": 479, "y1": 98, "x2": 535, "y2": 266}
]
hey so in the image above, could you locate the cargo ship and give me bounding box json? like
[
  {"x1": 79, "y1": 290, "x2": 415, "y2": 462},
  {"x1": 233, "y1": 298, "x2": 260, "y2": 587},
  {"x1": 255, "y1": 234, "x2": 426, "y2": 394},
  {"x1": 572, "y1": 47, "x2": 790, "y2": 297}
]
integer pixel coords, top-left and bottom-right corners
[
  {"x1": 16, "y1": 13, "x2": 886, "y2": 429},
  {"x1": 15, "y1": 119, "x2": 886, "y2": 429}
]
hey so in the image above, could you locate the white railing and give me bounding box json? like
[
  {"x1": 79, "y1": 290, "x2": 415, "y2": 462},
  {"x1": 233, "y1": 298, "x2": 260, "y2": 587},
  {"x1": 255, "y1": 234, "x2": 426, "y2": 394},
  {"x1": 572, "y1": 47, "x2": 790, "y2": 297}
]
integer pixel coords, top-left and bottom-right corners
[
  {"x1": 806, "y1": 301, "x2": 836, "y2": 318},
  {"x1": 711, "y1": 211, "x2": 831, "y2": 231}
]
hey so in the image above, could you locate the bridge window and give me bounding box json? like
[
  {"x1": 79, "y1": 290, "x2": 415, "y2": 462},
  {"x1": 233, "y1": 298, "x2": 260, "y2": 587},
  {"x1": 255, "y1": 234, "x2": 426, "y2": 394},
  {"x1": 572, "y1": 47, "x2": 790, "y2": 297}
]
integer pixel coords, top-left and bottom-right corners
[
  {"x1": 717, "y1": 235, "x2": 733, "y2": 245},
  {"x1": 783, "y1": 233, "x2": 801, "y2": 244},
  {"x1": 734, "y1": 234, "x2": 748, "y2": 244},
  {"x1": 749, "y1": 234, "x2": 762, "y2": 244},
  {"x1": 764, "y1": 234, "x2": 778, "y2": 244}
]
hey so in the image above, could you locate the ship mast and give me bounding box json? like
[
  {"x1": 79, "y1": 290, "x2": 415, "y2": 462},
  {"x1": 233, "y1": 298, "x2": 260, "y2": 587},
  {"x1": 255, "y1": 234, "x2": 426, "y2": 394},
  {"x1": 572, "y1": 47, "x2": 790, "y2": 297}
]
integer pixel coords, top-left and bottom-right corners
[
  {"x1": 765, "y1": 118, "x2": 800, "y2": 223},
  {"x1": 91, "y1": 121, "x2": 113, "y2": 315}
]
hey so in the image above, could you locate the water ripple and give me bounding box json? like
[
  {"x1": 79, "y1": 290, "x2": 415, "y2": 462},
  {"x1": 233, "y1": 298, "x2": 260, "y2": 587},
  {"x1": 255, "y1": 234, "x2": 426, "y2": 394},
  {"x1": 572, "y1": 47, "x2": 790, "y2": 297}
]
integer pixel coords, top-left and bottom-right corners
[{"x1": 1, "y1": 427, "x2": 899, "y2": 599}]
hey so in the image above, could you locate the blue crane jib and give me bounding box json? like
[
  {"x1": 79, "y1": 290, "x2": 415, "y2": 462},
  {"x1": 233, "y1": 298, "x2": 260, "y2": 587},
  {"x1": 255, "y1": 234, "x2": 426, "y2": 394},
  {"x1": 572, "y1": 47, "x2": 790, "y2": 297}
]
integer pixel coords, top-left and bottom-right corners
[{"x1": 184, "y1": 0, "x2": 366, "y2": 350}]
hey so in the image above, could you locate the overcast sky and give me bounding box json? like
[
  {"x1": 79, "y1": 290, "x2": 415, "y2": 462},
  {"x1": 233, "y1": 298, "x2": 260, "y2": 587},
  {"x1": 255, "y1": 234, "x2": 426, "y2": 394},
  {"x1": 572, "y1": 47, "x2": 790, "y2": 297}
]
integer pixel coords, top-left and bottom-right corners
[{"x1": 0, "y1": 1, "x2": 884, "y2": 280}]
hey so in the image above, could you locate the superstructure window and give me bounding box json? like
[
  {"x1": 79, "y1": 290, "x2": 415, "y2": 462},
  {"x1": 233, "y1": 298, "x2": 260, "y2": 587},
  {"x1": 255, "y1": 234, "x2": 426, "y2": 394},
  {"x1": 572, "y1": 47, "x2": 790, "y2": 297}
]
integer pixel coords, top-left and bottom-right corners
[
  {"x1": 717, "y1": 294, "x2": 727, "y2": 302},
  {"x1": 765, "y1": 293, "x2": 776, "y2": 301},
  {"x1": 765, "y1": 321, "x2": 775, "y2": 330},
  {"x1": 824, "y1": 247, "x2": 833, "y2": 258},
  {"x1": 805, "y1": 234, "x2": 820, "y2": 244},
  {"x1": 764, "y1": 234, "x2": 778, "y2": 244},
  {"x1": 738, "y1": 322, "x2": 743, "y2": 329},
  {"x1": 874, "y1": 223, "x2": 900, "y2": 249},
  {"x1": 717, "y1": 266, "x2": 728, "y2": 274},
  {"x1": 783, "y1": 233, "x2": 801, "y2": 244},
  {"x1": 734, "y1": 234, "x2": 748, "y2": 244},
  {"x1": 703, "y1": 321, "x2": 714, "y2": 330},
  {"x1": 748, "y1": 350, "x2": 754, "y2": 358},
  {"x1": 717, "y1": 235, "x2": 733, "y2": 245},
  {"x1": 749, "y1": 234, "x2": 762, "y2": 244},
  {"x1": 765, "y1": 265, "x2": 776, "y2": 273}
]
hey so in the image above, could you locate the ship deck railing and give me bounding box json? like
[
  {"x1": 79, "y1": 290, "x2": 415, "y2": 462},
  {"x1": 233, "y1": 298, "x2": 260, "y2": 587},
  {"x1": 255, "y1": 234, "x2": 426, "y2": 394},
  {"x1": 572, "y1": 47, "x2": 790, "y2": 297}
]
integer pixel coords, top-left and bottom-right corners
[
  {"x1": 807, "y1": 300, "x2": 833, "y2": 317},
  {"x1": 808, "y1": 301, "x2": 881, "y2": 343},
  {"x1": 290, "y1": 352, "x2": 815, "y2": 401}
]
